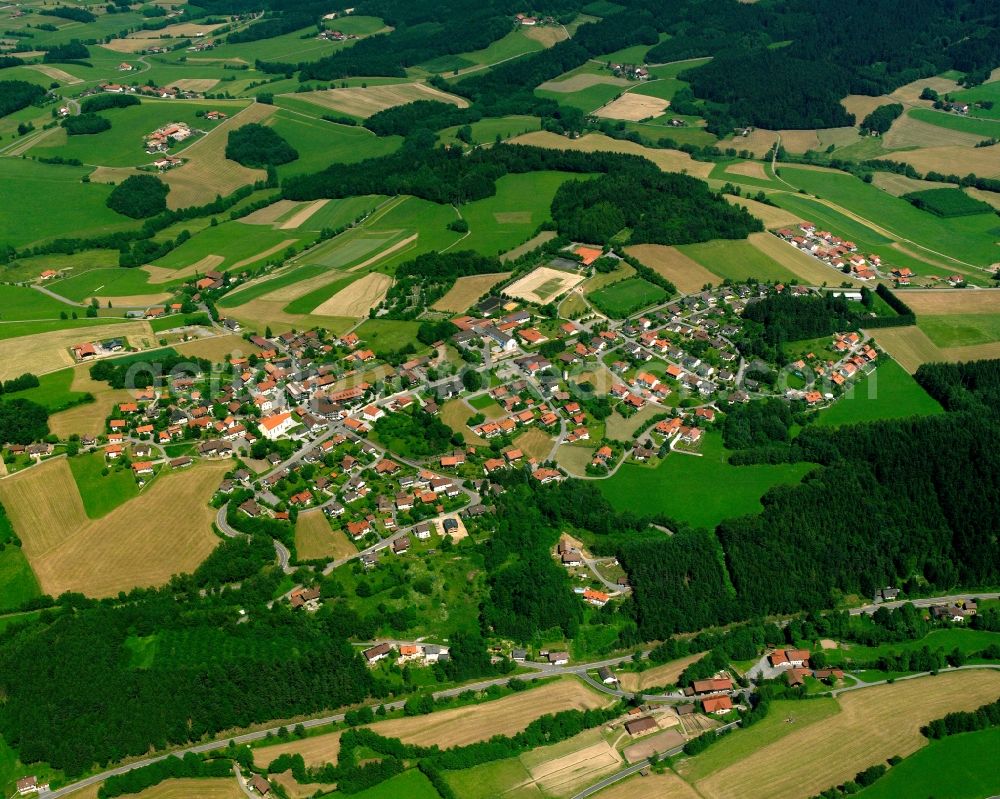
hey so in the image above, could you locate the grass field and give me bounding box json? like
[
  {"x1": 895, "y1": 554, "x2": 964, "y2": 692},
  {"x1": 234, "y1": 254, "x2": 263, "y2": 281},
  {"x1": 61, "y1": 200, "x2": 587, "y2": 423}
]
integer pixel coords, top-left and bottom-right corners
[
  {"x1": 354, "y1": 319, "x2": 423, "y2": 355},
  {"x1": 587, "y1": 277, "x2": 667, "y2": 317},
  {"x1": 44, "y1": 267, "x2": 164, "y2": 303},
  {"x1": 5, "y1": 367, "x2": 88, "y2": 413},
  {"x1": 266, "y1": 111, "x2": 401, "y2": 178},
  {"x1": 294, "y1": 510, "x2": 355, "y2": 561},
  {"x1": 919, "y1": 313, "x2": 1000, "y2": 347},
  {"x1": 815, "y1": 358, "x2": 942, "y2": 427},
  {"x1": 694, "y1": 670, "x2": 1000, "y2": 799},
  {"x1": 348, "y1": 769, "x2": 440, "y2": 799},
  {"x1": 48, "y1": 365, "x2": 132, "y2": 439},
  {"x1": 822, "y1": 628, "x2": 1000, "y2": 667},
  {"x1": 0, "y1": 547, "x2": 41, "y2": 612},
  {"x1": 677, "y1": 239, "x2": 799, "y2": 284},
  {"x1": 0, "y1": 458, "x2": 227, "y2": 597},
  {"x1": 778, "y1": 167, "x2": 1000, "y2": 269},
  {"x1": 747, "y1": 232, "x2": 863, "y2": 286},
  {"x1": 854, "y1": 728, "x2": 1000, "y2": 799},
  {"x1": 598, "y1": 432, "x2": 814, "y2": 529},
  {"x1": 439, "y1": 114, "x2": 541, "y2": 148},
  {"x1": 907, "y1": 107, "x2": 1000, "y2": 138},
  {"x1": 0, "y1": 160, "x2": 132, "y2": 250},
  {"x1": 617, "y1": 652, "x2": 705, "y2": 692},
  {"x1": 460, "y1": 171, "x2": 570, "y2": 256},
  {"x1": 680, "y1": 698, "x2": 840, "y2": 783},
  {"x1": 67, "y1": 452, "x2": 139, "y2": 518},
  {"x1": 867, "y1": 325, "x2": 1000, "y2": 373},
  {"x1": 152, "y1": 220, "x2": 303, "y2": 274}
]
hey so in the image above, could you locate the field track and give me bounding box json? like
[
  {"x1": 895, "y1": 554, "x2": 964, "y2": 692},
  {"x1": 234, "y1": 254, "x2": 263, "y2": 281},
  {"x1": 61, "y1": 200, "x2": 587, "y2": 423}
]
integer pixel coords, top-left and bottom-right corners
[
  {"x1": 696, "y1": 669, "x2": 1000, "y2": 799},
  {"x1": 0, "y1": 459, "x2": 228, "y2": 597}
]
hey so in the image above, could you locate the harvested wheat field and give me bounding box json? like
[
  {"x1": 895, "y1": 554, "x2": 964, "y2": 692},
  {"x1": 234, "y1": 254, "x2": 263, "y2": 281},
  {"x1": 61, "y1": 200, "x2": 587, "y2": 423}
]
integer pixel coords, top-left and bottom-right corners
[
  {"x1": 965, "y1": 187, "x2": 1000, "y2": 210},
  {"x1": 166, "y1": 78, "x2": 220, "y2": 92},
  {"x1": 0, "y1": 458, "x2": 228, "y2": 597},
  {"x1": 538, "y1": 74, "x2": 630, "y2": 93},
  {"x1": 144, "y1": 254, "x2": 225, "y2": 284},
  {"x1": 296, "y1": 82, "x2": 468, "y2": 118},
  {"x1": 525, "y1": 730, "x2": 622, "y2": 796},
  {"x1": 432, "y1": 272, "x2": 510, "y2": 312},
  {"x1": 617, "y1": 653, "x2": 706, "y2": 693},
  {"x1": 174, "y1": 333, "x2": 256, "y2": 362},
  {"x1": 295, "y1": 509, "x2": 355, "y2": 561},
  {"x1": 888, "y1": 145, "x2": 1000, "y2": 179},
  {"x1": 0, "y1": 321, "x2": 153, "y2": 380},
  {"x1": 897, "y1": 290, "x2": 1000, "y2": 315},
  {"x1": 748, "y1": 232, "x2": 864, "y2": 286},
  {"x1": 890, "y1": 76, "x2": 961, "y2": 106},
  {"x1": 162, "y1": 103, "x2": 272, "y2": 209},
  {"x1": 513, "y1": 427, "x2": 554, "y2": 461},
  {"x1": 625, "y1": 244, "x2": 717, "y2": 293},
  {"x1": 502, "y1": 230, "x2": 557, "y2": 262},
  {"x1": 871, "y1": 324, "x2": 1000, "y2": 371},
  {"x1": 724, "y1": 161, "x2": 769, "y2": 180},
  {"x1": 26, "y1": 64, "x2": 81, "y2": 84},
  {"x1": 92, "y1": 292, "x2": 172, "y2": 307},
  {"x1": 129, "y1": 22, "x2": 226, "y2": 38},
  {"x1": 280, "y1": 199, "x2": 329, "y2": 230},
  {"x1": 724, "y1": 195, "x2": 803, "y2": 229},
  {"x1": 253, "y1": 731, "x2": 344, "y2": 769},
  {"x1": 840, "y1": 94, "x2": 890, "y2": 121},
  {"x1": 882, "y1": 113, "x2": 981, "y2": 149},
  {"x1": 441, "y1": 399, "x2": 487, "y2": 445},
  {"x1": 523, "y1": 25, "x2": 569, "y2": 46},
  {"x1": 596, "y1": 771, "x2": 702, "y2": 799},
  {"x1": 696, "y1": 669, "x2": 1000, "y2": 799},
  {"x1": 241, "y1": 200, "x2": 301, "y2": 226},
  {"x1": 269, "y1": 770, "x2": 336, "y2": 799},
  {"x1": 504, "y1": 265, "x2": 584, "y2": 303},
  {"x1": 374, "y1": 679, "x2": 612, "y2": 748},
  {"x1": 594, "y1": 93, "x2": 668, "y2": 121},
  {"x1": 111, "y1": 779, "x2": 240, "y2": 799},
  {"x1": 312, "y1": 272, "x2": 392, "y2": 316},
  {"x1": 48, "y1": 364, "x2": 132, "y2": 439},
  {"x1": 89, "y1": 166, "x2": 143, "y2": 184},
  {"x1": 511, "y1": 131, "x2": 713, "y2": 178},
  {"x1": 102, "y1": 37, "x2": 181, "y2": 53}
]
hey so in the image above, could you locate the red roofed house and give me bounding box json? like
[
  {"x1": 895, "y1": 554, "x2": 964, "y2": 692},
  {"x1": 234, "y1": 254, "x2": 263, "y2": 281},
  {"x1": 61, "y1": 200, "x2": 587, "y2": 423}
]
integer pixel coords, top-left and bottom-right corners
[
  {"x1": 702, "y1": 695, "x2": 733, "y2": 715},
  {"x1": 260, "y1": 411, "x2": 294, "y2": 440}
]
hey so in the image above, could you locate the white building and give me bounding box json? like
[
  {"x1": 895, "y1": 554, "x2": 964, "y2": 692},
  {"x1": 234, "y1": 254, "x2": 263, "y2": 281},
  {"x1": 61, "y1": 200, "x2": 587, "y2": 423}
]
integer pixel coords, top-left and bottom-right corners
[{"x1": 260, "y1": 411, "x2": 294, "y2": 440}]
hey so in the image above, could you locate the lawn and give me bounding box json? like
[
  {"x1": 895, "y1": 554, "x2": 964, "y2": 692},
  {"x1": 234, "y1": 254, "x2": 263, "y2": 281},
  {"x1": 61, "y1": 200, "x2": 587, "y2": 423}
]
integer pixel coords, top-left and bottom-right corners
[
  {"x1": 535, "y1": 81, "x2": 626, "y2": 114},
  {"x1": 0, "y1": 285, "x2": 85, "y2": 321},
  {"x1": 855, "y1": 728, "x2": 1000, "y2": 799},
  {"x1": 0, "y1": 547, "x2": 41, "y2": 613},
  {"x1": 677, "y1": 239, "x2": 799, "y2": 283},
  {"x1": 815, "y1": 358, "x2": 942, "y2": 427},
  {"x1": 267, "y1": 111, "x2": 402, "y2": 178},
  {"x1": 777, "y1": 167, "x2": 1000, "y2": 269},
  {"x1": 587, "y1": 277, "x2": 667, "y2": 317},
  {"x1": 68, "y1": 452, "x2": 140, "y2": 519},
  {"x1": 443, "y1": 756, "x2": 538, "y2": 799},
  {"x1": 354, "y1": 319, "x2": 424, "y2": 355},
  {"x1": 598, "y1": 432, "x2": 815, "y2": 529},
  {"x1": 0, "y1": 160, "x2": 133, "y2": 250},
  {"x1": 459, "y1": 171, "x2": 570, "y2": 257},
  {"x1": 439, "y1": 115, "x2": 541, "y2": 148},
  {"x1": 919, "y1": 313, "x2": 1000, "y2": 347},
  {"x1": 679, "y1": 698, "x2": 840, "y2": 782},
  {"x1": 29, "y1": 99, "x2": 248, "y2": 168}
]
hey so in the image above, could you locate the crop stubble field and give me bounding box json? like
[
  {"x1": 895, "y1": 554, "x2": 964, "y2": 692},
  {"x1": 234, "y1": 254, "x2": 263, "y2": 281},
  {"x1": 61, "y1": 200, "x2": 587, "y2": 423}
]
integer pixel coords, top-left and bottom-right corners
[
  {"x1": 695, "y1": 670, "x2": 1000, "y2": 799},
  {"x1": 294, "y1": 510, "x2": 355, "y2": 561},
  {"x1": 432, "y1": 272, "x2": 511, "y2": 312},
  {"x1": 504, "y1": 266, "x2": 584, "y2": 303},
  {"x1": 0, "y1": 458, "x2": 228, "y2": 597}
]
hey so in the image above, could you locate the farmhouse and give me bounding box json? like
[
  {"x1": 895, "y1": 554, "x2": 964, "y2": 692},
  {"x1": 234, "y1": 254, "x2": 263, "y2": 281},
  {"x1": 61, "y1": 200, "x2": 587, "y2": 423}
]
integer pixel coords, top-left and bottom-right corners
[
  {"x1": 363, "y1": 642, "x2": 392, "y2": 664},
  {"x1": 769, "y1": 649, "x2": 810, "y2": 668},
  {"x1": 624, "y1": 716, "x2": 658, "y2": 736},
  {"x1": 248, "y1": 774, "x2": 272, "y2": 795},
  {"x1": 702, "y1": 695, "x2": 733, "y2": 714},
  {"x1": 16, "y1": 776, "x2": 49, "y2": 796}
]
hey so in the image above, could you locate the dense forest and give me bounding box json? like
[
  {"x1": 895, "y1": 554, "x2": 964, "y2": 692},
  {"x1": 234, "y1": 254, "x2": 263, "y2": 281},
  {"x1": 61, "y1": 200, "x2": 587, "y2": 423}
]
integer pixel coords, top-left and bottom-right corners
[
  {"x1": 736, "y1": 291, "x2": 860, "y2": 362},
  {"x1": 80, "y1": 93, "x2": 140, "y2": 114},
  {"x1": 0, "y1": 80, "x2": 45, "y2": 118},
  {"x1": 550, "y1": 168, "x2": 762, "y2": 245},
  {"x1": 364, "y1": 101, "x2": 480, "y2": 137},
  {"x1": 225, "y1": 123, "x2": 298, "y2": 167},
  {"x1": 63, "y1": 112, "x2": 111, "y2": 136},
  {"x1": 106, "y1": 175, "x2": 171, "y2": 219},
  {"x1": 0, "y1": 398, "x2": 49, "y2": 444}
]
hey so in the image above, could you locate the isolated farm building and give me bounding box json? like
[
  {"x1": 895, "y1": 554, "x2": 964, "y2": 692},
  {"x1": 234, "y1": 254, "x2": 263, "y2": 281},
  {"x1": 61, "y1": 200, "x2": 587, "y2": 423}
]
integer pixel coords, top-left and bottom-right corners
[
  {"x1": 690, "y1": 677, "x2": 733, "y2": 694},
  {"x1": 512, "y1": 648, "x2": 527, "y2": 661},
  {"x1": 363, "y1": 642, "x2": 392, "y2": 664},
  {"x1": 561, "y1": 550, "x2": 582, "y2": 567},
  {"x1": 16, "y1": 776, "x2": 49, "y2": 795},
  {"x1": 624, "y1": 716, "x2": 658, "y2": 736},
  {"x1": 290, "y1": 587, "x2": 321, "y2": 609},
  {"x1": 598, "y1": 666, "x2": 618, "y2": 684},
  {"x1": 248, "y1": 774, "x2": 271, "y2": 795},
  {"x1": 72, "y1": 342, "x2": 97, "y2": 360},
  {"x1": 702, "y1": 695, "x2": 733, "y2": 715},
  {"x1": 547, "y1": 651, "x2": 569, "y2": 665},
  {"x1": 769, "y1": 649, "x2": 810, "y2": 668}
]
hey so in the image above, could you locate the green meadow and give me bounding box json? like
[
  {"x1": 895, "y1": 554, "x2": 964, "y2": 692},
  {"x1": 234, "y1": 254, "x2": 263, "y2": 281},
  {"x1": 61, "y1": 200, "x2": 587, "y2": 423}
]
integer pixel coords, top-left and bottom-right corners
[
  {"x1": 587, "y1": 277, "x2": 667, "y2": 317},
  {"x1": 416, "y1": 29, "x2": 544, "y2": 74},
  {"x1": 68, "y1": 452, "x2": 140, "y2": 519},
  {"x1": 151, "y1": 220, "x2": 310, "y2": 273},
  {"x1": 28, "y1": 99, "x2": 248, "y2": 168},
  {"x1": 778, "y1": 167, "x2": 1000, "y2": 269},
  {"x1": 815, "y1": 358, "x2": 943, "y2": 427},
  {"x1": 598, "y1": 432, "x2": 815, "y2": 529},
  {"x1": 47, "y1": 267, "x2": 160, "y2": 302},
  {"x1": 823, "y1": 628, "x2": 1000, "y2": 667},
  {"x1": 678, "y1": 239, "x2": 799, "y2": 283},
  {"x1": 919, "y1": 313, "x2": 1000, "y2": 347},
  {"x1": 0, "y1": 160, "x2": 133, "y2": 249},
  {"x1": 354, "y1": 319, "x2": 424, "y2": 355},
  {"x1": 0, "y1": 548, "x2": 41, "y2": 613},
  {"x1": 9, "y1": 368, "x2": 90, "y2": 412},
  {"x1": 438, "y1": 114, "x2": 541, "y2": 147},
  {"x1": 908, "y1": 107, "x2": 1000, "y2": 137},
  {"x1": 268, "y1": 111, "x2": 402, "y2": 178},
  {"x1": 459, "y1": 171, "x2": 569, "y2": 256}
]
